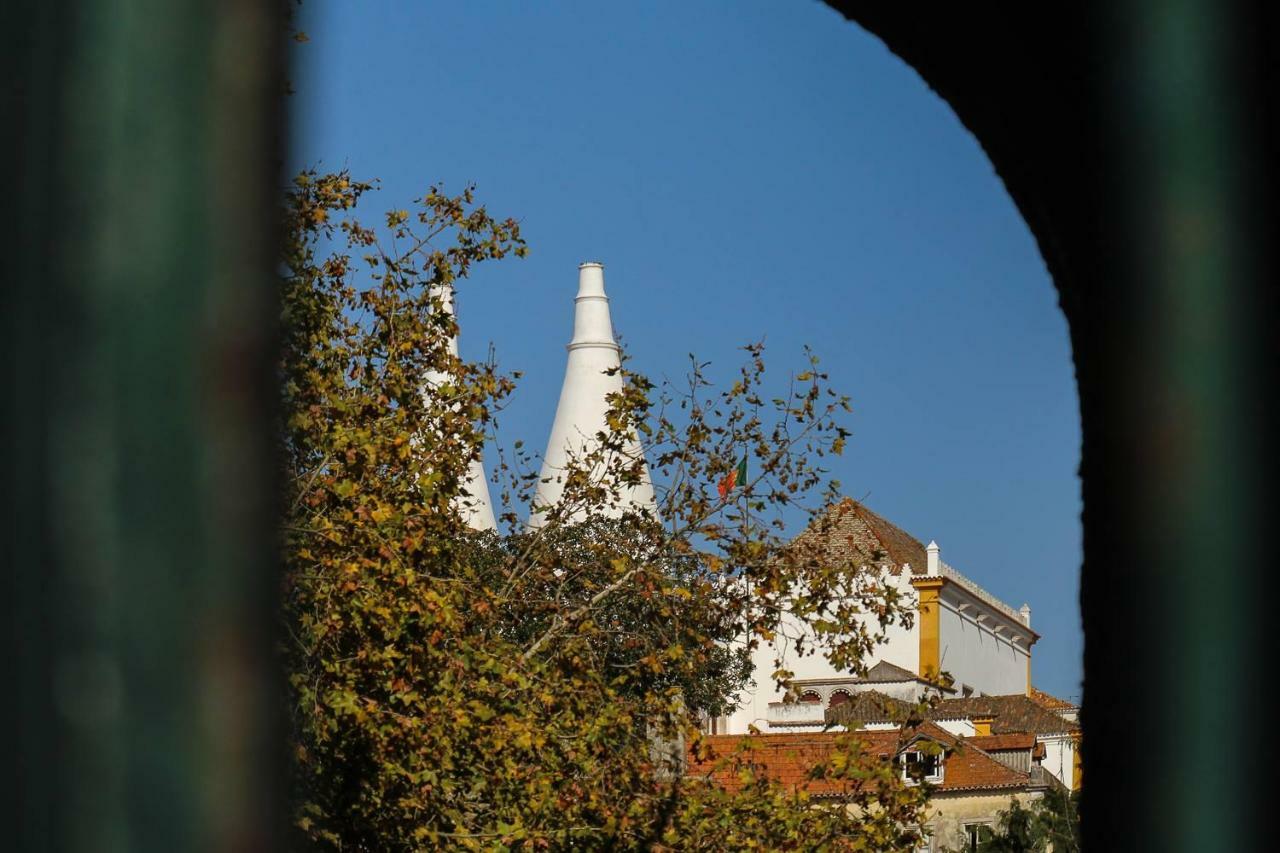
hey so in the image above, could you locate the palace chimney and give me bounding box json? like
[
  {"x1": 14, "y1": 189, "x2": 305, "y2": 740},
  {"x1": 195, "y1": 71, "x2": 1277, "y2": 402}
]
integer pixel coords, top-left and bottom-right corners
[
  {"x1": 424, "y1": 284, "x2": 498, "y2": 532},
  {"x1": 530, "y1": 262, "x2": 656, "y2": 527}
]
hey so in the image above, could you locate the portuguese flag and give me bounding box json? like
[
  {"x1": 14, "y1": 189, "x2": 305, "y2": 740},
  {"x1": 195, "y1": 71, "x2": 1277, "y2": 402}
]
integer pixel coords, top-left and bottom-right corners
[{"x1": 717, "y1": 456, "x2": 748, "y2": 500}]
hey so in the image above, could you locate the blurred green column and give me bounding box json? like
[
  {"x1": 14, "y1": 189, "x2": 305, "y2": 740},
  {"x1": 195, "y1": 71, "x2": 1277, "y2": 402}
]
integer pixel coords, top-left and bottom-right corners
[
  {"x1": 1122, "y1": 1, "x2": 1258, "y2": 849},
  {"x1": 3, "y1": 1, "x2": 284, "y2": 850}
]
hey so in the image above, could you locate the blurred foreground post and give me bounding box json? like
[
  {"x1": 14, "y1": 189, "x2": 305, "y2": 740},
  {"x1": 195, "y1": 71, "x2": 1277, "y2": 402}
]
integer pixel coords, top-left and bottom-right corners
[{"x1": 2, "y1": 1, "x2": 285, "y2": 850}]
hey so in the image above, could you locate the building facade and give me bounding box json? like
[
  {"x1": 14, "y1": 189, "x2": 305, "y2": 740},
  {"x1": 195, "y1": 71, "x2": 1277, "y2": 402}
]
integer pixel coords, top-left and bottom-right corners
[
  {"x1": 723, "y1": 499, "x2": 1039, "y2": 736},
  {"x1": 688, "y1": 722, "x2": 1062, "y2": 852}
]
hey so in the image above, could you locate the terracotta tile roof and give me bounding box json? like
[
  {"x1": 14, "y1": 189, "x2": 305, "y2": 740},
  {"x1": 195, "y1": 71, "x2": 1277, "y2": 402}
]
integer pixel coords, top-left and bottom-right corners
[
  {"x1": 789, "y1": 501, "x2": 1031, "y2": 633},
  {"x1": 1029, "y1": 686, "x2": 1078, "y2": 711},
  {"x1": 788, "y1": 498, "x2": 927, "y2": 576},
  {"x1": 799, "y1": 660, "x2": 949, "y2": 692},
  {"x1": 688, "y1": 722, "x2": 1031, "y2": 797},
  {"x1": 931, "y1": 695, "x2": 1079, "y2": 735},
  {"x1": 823, "y1": 689, "x2": 919, "y2": 726},
  {"x1": 688, "y1": 732, "x2": 864, "y2": 798},
  {"x1": 862, "y1": 660, "x2": 921, "y2": 682},
  {"x1": 926, "y1": 729, "x2": 1033, "y2": 793},
  {"x1": 967, "y1": 733, "x2": 1036, "y2": 751}
]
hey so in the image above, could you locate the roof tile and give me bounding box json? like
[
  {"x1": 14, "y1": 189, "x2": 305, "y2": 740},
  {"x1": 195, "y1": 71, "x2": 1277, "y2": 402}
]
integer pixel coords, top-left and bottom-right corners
[
  {"x1": 1029, "y1": 686, "x2": 1077, "y2": 712},
  {"x1": 789, "y1": 499, "x2": 927, "y2": 577},
  {"x1": 688, "y1": 722, "x2": 1031, "y2": 797},
  {"x1": 931, "y1": 695, "x2": 1079, "y2": 735}
]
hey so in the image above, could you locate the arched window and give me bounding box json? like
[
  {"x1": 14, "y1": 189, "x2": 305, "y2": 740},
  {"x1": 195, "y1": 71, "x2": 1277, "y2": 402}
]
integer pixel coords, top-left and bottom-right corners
[
  {"x1": 828, "y1": 691, "x2": 851, "y2": 708},
  {"x1": 799, "y1": 691, "x2": 822, "y2": 704}
]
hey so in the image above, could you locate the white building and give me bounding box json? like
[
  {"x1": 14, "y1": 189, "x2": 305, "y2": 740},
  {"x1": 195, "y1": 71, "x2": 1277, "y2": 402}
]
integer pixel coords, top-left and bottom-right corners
[
  {"x1": 722, "y1": 499, "x2": 1039, "y2": 735},
  {"x1": 454, "y1": 260, "x2": 1077, "y2": 788}
]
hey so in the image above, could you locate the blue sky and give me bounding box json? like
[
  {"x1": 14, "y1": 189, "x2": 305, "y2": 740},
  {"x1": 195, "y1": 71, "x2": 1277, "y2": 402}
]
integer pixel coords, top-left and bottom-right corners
[{"x1": 293, "y1": 0, "x2": 1083, "y2": 700}]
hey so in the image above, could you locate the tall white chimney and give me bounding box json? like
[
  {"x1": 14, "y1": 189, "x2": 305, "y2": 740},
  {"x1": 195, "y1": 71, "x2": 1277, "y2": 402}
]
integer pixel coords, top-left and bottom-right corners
[
  {"x1": 423, "y1": 284, "x2": 497, "y2": 532},
  {"x1": 530, "y1": 262, "x2": 656, "y2": 527}
]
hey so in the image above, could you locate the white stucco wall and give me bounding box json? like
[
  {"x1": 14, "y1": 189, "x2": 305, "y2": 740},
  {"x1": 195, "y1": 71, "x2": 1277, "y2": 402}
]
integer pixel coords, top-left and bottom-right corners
[
  {"x1": 724, "y1": 570, "x2": 920, "y2": 734},
  {"x1": 1037, "y1": 733, "x2": 1076, "y2": 789},
  {"x1": 933, "y1": 718, "x2": 977, "y2": 738},
  {"x1": 720, "y1": 554, "x2": 1041, "y2": 734},
  {"x1": 920, "y1": 790, "x2": 1045, "y2": 853},
  {"x1": 937, "y1": 595, "x2": 1030, "y2": 697}
]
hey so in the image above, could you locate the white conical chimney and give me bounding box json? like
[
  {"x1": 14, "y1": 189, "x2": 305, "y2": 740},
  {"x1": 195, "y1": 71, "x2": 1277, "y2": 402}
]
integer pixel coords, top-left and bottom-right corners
[
  {"x1": 530, "y1": 262, "x2": 656, "y2": 527},
  {"x1": 423, "y1": 284, "x2": 497, "y2": 532}
]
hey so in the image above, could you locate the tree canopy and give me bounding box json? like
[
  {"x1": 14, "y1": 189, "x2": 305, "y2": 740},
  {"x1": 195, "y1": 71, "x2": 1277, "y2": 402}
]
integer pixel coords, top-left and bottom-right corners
[
  {"x1": 279, "y1": 171, "x2": 928, "y2": 849},
  {"x1": 965, "y1": 787, "x2": 1082, "y2": 853}
]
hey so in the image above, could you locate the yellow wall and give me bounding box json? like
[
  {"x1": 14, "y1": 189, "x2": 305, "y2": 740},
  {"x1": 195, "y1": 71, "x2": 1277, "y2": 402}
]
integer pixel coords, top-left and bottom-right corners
[
  {"x1": 1072, "y1": 731, "x2": 1083, "y2": 790},
  {"x1": 912, "y1": 577, "x2": 945, "y2": 682}
]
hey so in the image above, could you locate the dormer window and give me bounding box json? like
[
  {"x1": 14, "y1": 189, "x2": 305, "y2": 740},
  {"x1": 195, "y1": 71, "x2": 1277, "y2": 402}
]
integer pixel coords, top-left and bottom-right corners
[{"x1": 900, "y1": 748, "x2": 944, "y2": 784}]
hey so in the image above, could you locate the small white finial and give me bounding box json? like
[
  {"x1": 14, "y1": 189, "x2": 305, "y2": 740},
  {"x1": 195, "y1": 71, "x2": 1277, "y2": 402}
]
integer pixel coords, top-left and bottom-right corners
[
  {"x1": 926, "y1": 540, "x2": 940, "y2": 576},
  {"x1": 1020, "y1": 603, "x2": 1032, "y2": 627}
]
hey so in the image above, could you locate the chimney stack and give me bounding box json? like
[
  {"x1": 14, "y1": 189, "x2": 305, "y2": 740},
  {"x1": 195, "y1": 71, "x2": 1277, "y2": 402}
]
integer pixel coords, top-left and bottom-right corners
[
  {"x1": 423, "y1": 284, "x2": 498, "y2": 532},
  {"x1": 926, "y1": 540, "x2": 941, "y2": 576},
  {"x1": 530, "y1": 263, "x2": 656, "y2": 527},
  {"x1": 1020, "y1": 603, "x2": 1032, "y2": 627}
]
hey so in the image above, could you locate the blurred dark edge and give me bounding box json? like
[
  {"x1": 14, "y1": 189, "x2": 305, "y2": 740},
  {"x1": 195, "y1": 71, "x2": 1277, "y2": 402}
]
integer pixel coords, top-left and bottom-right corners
[
  {"x1": 829, "y1": 2, "x2": 1275, "y2": 851},
  {"x1": 2, "y1": 1, "x2": 286, "y2": 850},
  {"x1": 2, "y1": 1, "x2": 1274, "y2": 851}
]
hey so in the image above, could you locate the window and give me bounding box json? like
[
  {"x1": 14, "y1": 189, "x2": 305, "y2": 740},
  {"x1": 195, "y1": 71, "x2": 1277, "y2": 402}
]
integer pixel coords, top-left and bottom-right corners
[
  {"x1": 828, "y1": 690, "x2": 851, "y2": 707},
  {"x1": 900, "y1": 749, "x2": 944, "y2": 784},
  {"x1": 963, "y1": 822, "x2": 993, "y2": 852},
  {"x1": 799, "y1": 691, "x2": 822, "y2": 703}
]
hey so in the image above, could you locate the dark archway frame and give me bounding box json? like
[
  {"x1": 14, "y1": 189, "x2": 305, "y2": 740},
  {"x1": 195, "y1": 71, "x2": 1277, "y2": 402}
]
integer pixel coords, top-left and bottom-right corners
[
  {"x1": 4, "y1": 2, "x2": 1271, "y2": 850},
  {"x1": 825, "y1": 4, "x2": 1273, "y2": 849}
]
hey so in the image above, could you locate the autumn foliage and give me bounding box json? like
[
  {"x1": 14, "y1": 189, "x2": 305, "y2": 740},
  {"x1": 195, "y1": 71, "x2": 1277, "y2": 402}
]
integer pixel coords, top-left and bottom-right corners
[{"x1": 279, "y1": 172, "x2": 929, "y2": 849}]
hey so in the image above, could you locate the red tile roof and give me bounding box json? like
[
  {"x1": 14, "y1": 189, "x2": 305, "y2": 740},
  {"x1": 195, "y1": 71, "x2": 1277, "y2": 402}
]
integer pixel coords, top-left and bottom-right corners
[
  {"x1": 788, "y1": 498, "x2": 928, "y2": 576},
  {"x1": 823, "y1": 689, "x2": 920, "y2": 727},
  {"x1": 1029, "y1": 686, "x2": 1078, "y2": 712},
  {"x1": 861, "y1": 660, "x2": 923, "y2": 682},
  {"x1": 967, "y1": 733, "x2": 1036, "y2": 751},
  {"x1": 688, "y1": 722, "x2": 1031, "y2": 797},
  {"x1": 931, "y1": 695, "x2": 1079, "y2": 735}
]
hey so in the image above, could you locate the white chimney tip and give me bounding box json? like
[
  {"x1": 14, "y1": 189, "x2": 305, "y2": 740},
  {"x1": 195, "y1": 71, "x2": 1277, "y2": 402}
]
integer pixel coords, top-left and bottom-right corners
[
  {"x1": 576, "y1": 262, "x2": 608, "y2": 300},
  {"x1": 925, "y1": 540, "x2": 940, "y2": 576},
  {"x1": 1019, "y1": 603, "x2": 1032, "y2": 627}
]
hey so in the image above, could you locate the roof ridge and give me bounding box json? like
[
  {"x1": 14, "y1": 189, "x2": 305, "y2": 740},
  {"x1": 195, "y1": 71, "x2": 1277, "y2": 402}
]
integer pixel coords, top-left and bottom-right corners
[
  {"x1": 930, "y1": 694, "x2": 1080, "y2": 734},
  {"x1": 1029, "y1": 686, "x2": 1078, "y2": 710},
  {"x1": 938, "y1": 560, "x2": 1026, "y2": 625},
  {"x1": 866, "y1": 659, "x2": 918, "y2": 680},
  {"x1": 792, "y1": 499, "x2": 928, "y2": 576}
]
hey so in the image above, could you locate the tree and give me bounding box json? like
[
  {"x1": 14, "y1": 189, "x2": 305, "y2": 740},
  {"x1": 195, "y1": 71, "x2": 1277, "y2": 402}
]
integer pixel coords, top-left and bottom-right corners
[
  {"x1": 966, "y1": 786, "x2": 1082, "y2": 852},
  {"x1": 279, "y1": 170, "x2": 927, "y2": 849}
]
